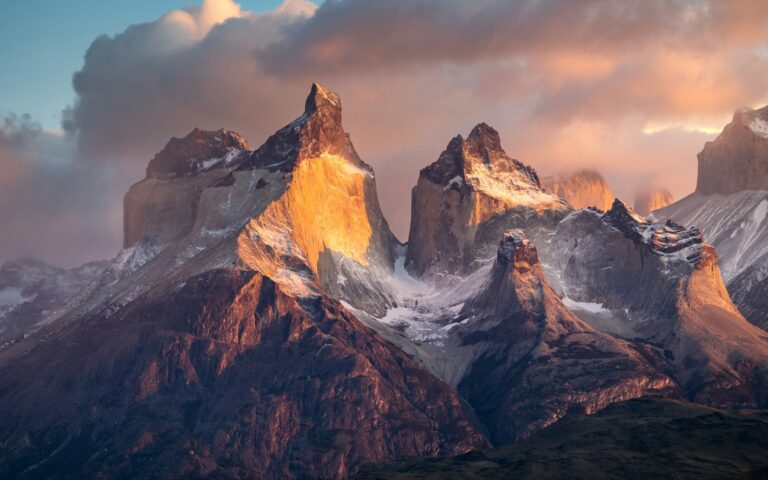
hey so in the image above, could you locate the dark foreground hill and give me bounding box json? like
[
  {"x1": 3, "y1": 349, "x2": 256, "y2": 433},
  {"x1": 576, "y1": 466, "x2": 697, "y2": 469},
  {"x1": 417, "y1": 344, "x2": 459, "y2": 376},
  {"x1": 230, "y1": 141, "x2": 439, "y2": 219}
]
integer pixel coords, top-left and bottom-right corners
[{"x1": 355, "y1": 397, "x2": 768, "y2": 480}]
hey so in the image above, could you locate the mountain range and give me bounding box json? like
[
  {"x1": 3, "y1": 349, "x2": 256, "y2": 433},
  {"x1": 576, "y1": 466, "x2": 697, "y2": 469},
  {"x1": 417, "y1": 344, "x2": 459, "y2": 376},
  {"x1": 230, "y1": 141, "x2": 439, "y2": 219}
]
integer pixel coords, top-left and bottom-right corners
[{"x1": 0, "y1": 85, "x2": 767, "y2": 479}]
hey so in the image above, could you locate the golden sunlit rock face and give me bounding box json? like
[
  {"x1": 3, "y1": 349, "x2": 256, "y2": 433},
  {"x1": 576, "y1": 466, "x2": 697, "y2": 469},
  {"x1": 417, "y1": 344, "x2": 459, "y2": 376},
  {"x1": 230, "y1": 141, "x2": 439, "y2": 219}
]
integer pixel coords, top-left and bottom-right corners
[
  {"x1": 239, "y1": 153, "x2": 374, "y2": 290},
  {"x1": 286, "y1": 153, "x2": 373, "y2": 271},
  {"x1": 233, "y1": 84, "x2": 397, "y2": 301}
]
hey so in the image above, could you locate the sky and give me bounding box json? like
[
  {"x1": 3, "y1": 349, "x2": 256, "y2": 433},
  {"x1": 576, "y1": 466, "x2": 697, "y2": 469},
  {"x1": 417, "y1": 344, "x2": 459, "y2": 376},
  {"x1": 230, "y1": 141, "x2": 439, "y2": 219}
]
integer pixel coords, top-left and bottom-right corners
[
  {"x1": 0, "y1": 0, "x2": 284, "y2": 129},
  {"x1": 1, "y1": 0, "x2": 767, "y2": 267}
]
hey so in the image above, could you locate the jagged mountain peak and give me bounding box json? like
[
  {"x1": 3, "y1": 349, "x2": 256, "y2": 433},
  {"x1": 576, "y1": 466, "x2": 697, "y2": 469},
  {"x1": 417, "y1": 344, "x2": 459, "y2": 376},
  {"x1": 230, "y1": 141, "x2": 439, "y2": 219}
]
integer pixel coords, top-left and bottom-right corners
[
  {"x1": 424, "y1": 122, "x2": 542, "y2": 190},
  {"x1": 601, "y1": 199, "x2": 704, "y2": 264},
  {"x1": 242, "y1": 83, "x2": 358, "y2": 171},
  {"x1": 407, "y1": 124, "x2": 567, "y2": 276},
  {"x1": 146, "y1": 128, "x2": 249, "y2": 180},
  {"x1": 497, "y1": 229, "x2": 539, "y2": 271},
  {"x1": 465, "y1": 122, "x2": 504, "y2": 163},
  {"x1": 304, "y1": 82, "x2": 342, "y2": 118}
]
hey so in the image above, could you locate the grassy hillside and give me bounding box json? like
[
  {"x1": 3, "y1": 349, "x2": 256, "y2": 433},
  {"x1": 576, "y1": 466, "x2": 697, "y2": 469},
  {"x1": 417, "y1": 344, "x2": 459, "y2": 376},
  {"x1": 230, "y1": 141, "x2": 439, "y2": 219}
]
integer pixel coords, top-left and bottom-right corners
[{"x1": 355, "y1": 398, "x2": 768, "y2": 479}]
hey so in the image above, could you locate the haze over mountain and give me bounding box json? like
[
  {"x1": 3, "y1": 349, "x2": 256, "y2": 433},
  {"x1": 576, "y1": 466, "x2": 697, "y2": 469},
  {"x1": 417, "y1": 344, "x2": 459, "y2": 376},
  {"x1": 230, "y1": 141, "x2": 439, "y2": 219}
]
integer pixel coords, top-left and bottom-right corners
[{"x1": 543, "y1": 170, "x2": 614, "y2": 211}]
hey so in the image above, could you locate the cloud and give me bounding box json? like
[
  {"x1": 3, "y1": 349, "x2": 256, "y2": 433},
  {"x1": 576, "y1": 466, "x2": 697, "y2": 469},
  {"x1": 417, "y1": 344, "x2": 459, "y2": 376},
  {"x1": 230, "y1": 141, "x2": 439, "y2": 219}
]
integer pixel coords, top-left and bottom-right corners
[
  {"x1": 4, "y1": 0, "x2": 768, "y2": 265},
  {"x1": 0, "y1": 115, "x2": 122, "y2": 266}
]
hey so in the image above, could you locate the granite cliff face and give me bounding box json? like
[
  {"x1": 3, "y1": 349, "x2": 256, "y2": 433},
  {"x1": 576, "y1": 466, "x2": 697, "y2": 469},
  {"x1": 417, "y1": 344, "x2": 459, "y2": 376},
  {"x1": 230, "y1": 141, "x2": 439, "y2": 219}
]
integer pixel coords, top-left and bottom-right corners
[
  {"x1": 452, "y1": 231, "x2": 677, "y2": 443},
  {"x1": 543, "y1": 169, "x2": 614, "y2": 211},
  {"x1": 547, "y1": 200, "x2": 768, "y2": 406},
  {"x1": 656, "y1": 105, "x2": 768, "y2": 330},
  {"x1": 406, "y1": 123, "x2": 568, "y2": 276},
  {"x1": 696, "y1": 106, "x2": 768, "y2": 195},
  {"x1": 124, "y1": 129, "x2": 249, "y2": 249},
  {"x1": 0, "y1": 85, "x2": 481, "y2": 479}
]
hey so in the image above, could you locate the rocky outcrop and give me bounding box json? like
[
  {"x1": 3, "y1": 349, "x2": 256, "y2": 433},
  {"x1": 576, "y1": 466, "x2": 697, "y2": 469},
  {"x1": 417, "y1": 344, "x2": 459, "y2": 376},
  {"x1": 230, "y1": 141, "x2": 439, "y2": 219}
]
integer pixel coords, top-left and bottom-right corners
[
  {"x1": 543, "y1": 169, "x2": 614, "y2": 211},
  {"x1": 696, "y1": 106, "x2": 768, "y2": 195},
  {"x1": 0, "y1": 269, "x2": 487, "y2": 479},
  {"x1": 546, "y1": 200, "x2": 768, "y2": 406},
  {"x1": 147, "y1": 128, "x2": 249, "y2": 180},
  {"x1": 406, "y1": 123, "x2": 569, "y2": 276},
  {"x1": 453, "y1": 230, "x2": 677, "y2": 443},
  {"x1": 123, "y1": 129, "x2": 249, "y2": 249},
  {"x1": 634, "y1": 187, "x2": 673, "y2": 214},
  {"x1": 234, "y1": 83, "x2": 400, "y2": 313}
]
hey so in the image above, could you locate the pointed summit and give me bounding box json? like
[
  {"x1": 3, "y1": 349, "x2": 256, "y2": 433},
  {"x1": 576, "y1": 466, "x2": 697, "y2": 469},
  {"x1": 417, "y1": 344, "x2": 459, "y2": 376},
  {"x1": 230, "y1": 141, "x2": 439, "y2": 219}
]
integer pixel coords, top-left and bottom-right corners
[
  {"x1": 242, "y1": 83, "x2": 352, "y2": 170},
  {"x1": 304, "y1": 83, "x2": 342, "y2": 119},
  {"x1": 465, "y1": 122, "x2": 503, "y2": 164},
  {"x1": 406, "y1": 124, "x2": 567, "y2": 276}
]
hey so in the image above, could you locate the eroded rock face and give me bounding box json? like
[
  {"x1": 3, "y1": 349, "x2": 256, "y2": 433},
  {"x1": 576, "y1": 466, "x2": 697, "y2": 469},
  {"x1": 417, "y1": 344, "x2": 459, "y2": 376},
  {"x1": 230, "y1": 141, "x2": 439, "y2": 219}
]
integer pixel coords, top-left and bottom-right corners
[
  {"x1": 124, "y1": 129, "x2": 250, "y2": 249},
  {"x1": 406, "y1": 123, "x2": 569, "y2": 276},
  {"x1": 697, "y1": 106, "x2": 768, "y2": 195},
  {"x1": 543, "y1": 169, "x2": 614, "y2": 211},
  {"x1": 0, "y1": 269, "x2": 487, "y2": 479},
  {"x1": 453, "y1": 230, "x2": 677, "y2": 443},
  {"x1": 634, "y1": 187, "x2": 673, "y2": 214},
  {"x1": 546, "y1": 200, "x2": 768, "y2": 406}
]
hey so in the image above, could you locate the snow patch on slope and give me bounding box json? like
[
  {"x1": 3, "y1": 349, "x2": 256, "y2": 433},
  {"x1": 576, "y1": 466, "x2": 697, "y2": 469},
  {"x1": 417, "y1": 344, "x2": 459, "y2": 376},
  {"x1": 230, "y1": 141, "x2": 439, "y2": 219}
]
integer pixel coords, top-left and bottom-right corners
[
  {"x1": 749, "y1": 117, "x2": 768, "y2": 139},
  {"x1": 371, "y1": 254, "x2": 492, "y2": 345},
  {"x1": 562, "y1": 297, "x2": 610, "y2": 314},
  {"x1": 464, "y1": 161, "x2": 563, "y2": 210}
]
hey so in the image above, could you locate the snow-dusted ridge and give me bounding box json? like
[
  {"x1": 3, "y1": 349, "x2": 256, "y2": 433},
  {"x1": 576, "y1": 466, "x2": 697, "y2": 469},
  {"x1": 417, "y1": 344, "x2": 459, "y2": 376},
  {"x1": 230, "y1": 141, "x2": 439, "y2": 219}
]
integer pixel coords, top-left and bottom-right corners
[{"x1": 749, "y1": 117, "x2": 768, "y2": 139}]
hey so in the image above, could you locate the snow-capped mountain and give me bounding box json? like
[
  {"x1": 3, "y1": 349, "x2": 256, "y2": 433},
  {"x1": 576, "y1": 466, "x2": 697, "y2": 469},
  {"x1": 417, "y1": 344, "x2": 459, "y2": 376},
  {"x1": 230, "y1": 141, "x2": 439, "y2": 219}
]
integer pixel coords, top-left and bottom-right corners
[
  {"x1": 542, "y1": 169, "x2": 614, "y2": 211},
  {"x1": 1, "y1": 86, "x2": 768, "y2": 479},
  {"x1": 0, "y1": 85, "x2": 482, "y2": 479}
]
